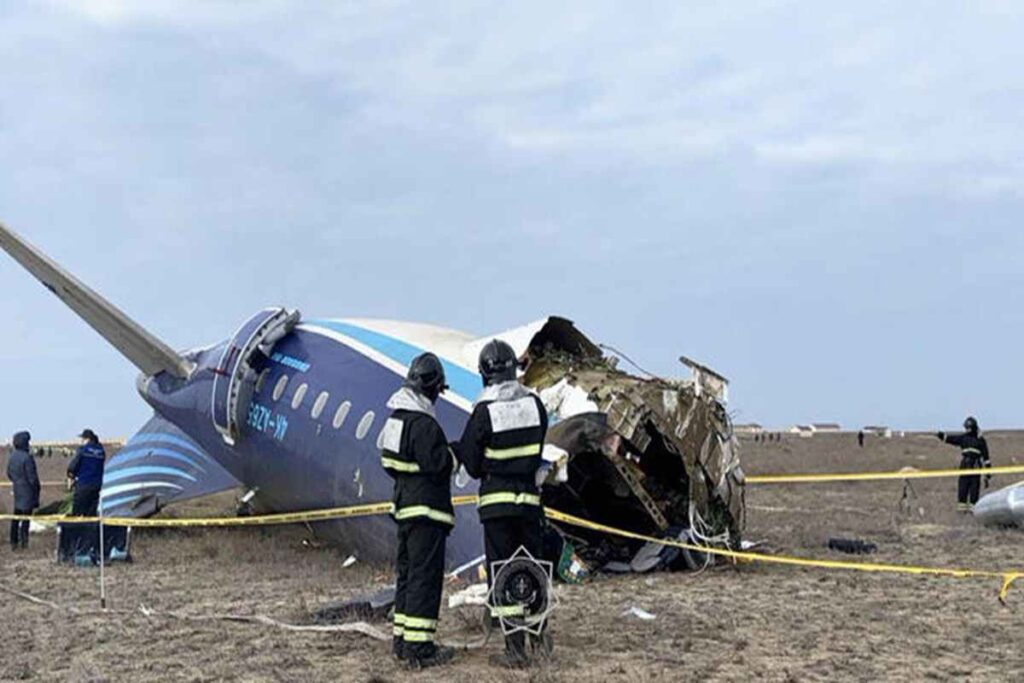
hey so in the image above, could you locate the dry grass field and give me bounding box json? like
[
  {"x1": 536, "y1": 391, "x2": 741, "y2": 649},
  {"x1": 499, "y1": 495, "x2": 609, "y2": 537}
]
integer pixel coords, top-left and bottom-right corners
[{"x1": 2, "y1": 432, "x2": 1024, "y2": 681}]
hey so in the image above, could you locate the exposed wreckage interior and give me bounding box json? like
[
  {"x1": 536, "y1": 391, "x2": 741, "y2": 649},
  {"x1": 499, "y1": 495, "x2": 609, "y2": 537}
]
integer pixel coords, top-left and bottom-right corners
[{"x1": 521, "y1": 319, "x2": 745, "y2": 574}]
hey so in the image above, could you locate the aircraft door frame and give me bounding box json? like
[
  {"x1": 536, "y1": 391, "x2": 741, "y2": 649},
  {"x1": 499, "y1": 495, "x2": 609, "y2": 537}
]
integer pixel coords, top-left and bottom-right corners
[{"x1": 211, "y1": 307, "x2": 300, "y2": 445}]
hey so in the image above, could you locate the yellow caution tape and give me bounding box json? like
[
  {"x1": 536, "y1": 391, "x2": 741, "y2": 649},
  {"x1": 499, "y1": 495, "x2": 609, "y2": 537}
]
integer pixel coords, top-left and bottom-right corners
[
  {"x1": 542, "y1": 508, "x2": 1024, "y2": 603},
  {"x1": 0, "y1": 497, "x2": 480, "y2": 528},
  {"x1": 746, "y1": 464, "x2": 1024, "y2": 485},
  {"x1": 0, "y1": 502, "x2": 390, "y2": 527},
  {"x1": 2, "y1": 493, "x2": 1020, "y2": 601},
  {"x1": 3, "y1": 464, "x2": 1017, "y2": 490}
]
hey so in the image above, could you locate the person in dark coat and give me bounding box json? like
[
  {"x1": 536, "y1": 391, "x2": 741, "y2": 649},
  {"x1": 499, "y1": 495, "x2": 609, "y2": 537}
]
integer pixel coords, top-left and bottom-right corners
[
  {"x1": 937, "y1": 416, "x2": 991, "y2": 512},
  {"x1": 68, "y1": 429, "x2": 106, "y2": 516},
  {"x1": 380, "y1": 354, "x2": 456, "y2": 669},
  {"x1": 7, "y1": 431, "x2": 40, "y2": 550},
  {"x1": 453, "y1": 340, "x2": 551, "y2": 668}
]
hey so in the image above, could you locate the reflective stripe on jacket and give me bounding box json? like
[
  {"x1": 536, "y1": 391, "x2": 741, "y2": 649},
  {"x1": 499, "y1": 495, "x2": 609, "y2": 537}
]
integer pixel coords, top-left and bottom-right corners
[
  {"x1": 943, "y1": 432, "x2": 991, "y2": 467},
  {"x1": 453, "y1": 382, "x2": 548, "y2": 521},
  {"x1": 380, "y1": 388, "x2": 455, "y2": 528}
]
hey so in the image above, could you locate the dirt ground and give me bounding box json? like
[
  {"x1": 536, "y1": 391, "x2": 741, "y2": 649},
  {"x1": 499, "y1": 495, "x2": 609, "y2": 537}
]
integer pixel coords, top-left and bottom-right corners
[{"x1": 3, "y1": 432, "x2": 1024, "y2": 682}]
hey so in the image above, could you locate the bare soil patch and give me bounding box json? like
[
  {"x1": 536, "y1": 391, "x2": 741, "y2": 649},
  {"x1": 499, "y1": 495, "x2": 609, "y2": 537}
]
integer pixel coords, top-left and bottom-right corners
[{"x1": 3, "y1": 433, "x2": 1023, "y2": 681}]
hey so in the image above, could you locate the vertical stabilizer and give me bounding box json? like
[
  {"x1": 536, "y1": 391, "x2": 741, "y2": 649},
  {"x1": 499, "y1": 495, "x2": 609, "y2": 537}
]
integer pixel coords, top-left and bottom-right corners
[{"x1": 0, "y1": 223, "x2": 193, "y2": 378}]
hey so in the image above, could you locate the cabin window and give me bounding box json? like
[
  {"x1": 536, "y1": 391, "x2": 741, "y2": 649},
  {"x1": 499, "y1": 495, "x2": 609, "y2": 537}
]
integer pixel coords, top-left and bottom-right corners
[
  {"x1": 272, "y1": 374, "x2": 289, "y2": 402},
  {"x1": 356, "y1": 411, "x2": 375, "y2": 440},
  {"x1": 311, "y1": 391, "x2": 329, "y2": 419},
  {"x1": 291, "y1": 383, "x2": 309, "y2": 410},
  {"x1": 255, "y1": 369, "x2": 270, "y2": 394},
  {"x1": 333, "y1": 401, "x2": 352, "y2": 429}
]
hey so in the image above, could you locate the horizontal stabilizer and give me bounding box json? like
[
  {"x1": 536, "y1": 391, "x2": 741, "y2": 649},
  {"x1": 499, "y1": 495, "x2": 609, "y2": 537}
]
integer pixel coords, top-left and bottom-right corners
[
  {"x1": 101, "y1": 414, "x2": 240, "y2": 517},
  {"x1": 0, "y1": 223, "x2": 193, "y2": 378}
]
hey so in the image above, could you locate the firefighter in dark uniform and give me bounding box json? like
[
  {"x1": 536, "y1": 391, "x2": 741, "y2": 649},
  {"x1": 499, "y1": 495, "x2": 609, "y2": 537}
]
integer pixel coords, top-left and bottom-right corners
[
  {"x1": 937, "y1": 416, "x2": 991, "y2": 512},
  {"x1": 380, "y1": 353, "x2": 456, "y2": 668},
  {"x1": 453, "y1": 339, "x2": 552, "y2": 668}
]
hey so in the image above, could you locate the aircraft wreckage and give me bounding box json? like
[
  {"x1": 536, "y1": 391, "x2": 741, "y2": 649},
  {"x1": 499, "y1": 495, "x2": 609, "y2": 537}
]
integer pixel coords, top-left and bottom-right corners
[
  {"x1": 520, "y1": 325, "x2": 745, "y2": 575},
  {"x1": 0, "y1": 224, "x2": 746, "y2": 577},
  {"x1": 974, "y1": 483, "x2": 1024, "y2": 527}
]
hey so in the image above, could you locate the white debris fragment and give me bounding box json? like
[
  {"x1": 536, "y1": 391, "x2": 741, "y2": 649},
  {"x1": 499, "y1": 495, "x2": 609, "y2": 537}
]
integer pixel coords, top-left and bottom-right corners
[
  {"x1": 342, "y1": 555, "x2": 357, "y2": 568},
  {"x1": 662, "y1": 389, "x2": 679, "y2": 414},
  {"x1": 540, "y1": 444, "x2": 569, "y2": 484},
  {"x1": 455, "y1": 464, "x2": 471, "y2": 489},
  {"x1": 448, "y1": 583, "x2": 489, "y2": 609},
  {"x1": 447, "y1": 554, "x2": 486, "y2": 581},
  {"x1": 622, "y1": 606, "x2": 657, "y2": 621},
  {"x1": 539, "y1": 379, "x2": 599, "y2": 421}
]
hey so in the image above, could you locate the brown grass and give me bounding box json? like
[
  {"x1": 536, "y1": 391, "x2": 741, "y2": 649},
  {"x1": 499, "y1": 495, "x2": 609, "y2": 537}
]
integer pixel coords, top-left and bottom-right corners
[{"x1": 3, "y1": 433, "x2": 1024, "y2": 681}]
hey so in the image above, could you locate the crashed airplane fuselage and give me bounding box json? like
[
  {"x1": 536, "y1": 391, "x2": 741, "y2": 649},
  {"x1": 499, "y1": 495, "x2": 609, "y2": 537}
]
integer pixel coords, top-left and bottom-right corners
[
  {"x1": 0, "y1": 225, "x2": 745, "y2": 574},
  {"x1": 974, "y1": 484, "x2": 1024, "y2": 527}
]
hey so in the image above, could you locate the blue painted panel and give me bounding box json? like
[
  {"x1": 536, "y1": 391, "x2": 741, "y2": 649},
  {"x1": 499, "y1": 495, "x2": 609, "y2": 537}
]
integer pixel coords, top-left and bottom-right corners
[{"x1": 305, "y1": 319, "x2": 482, "y2": 404}]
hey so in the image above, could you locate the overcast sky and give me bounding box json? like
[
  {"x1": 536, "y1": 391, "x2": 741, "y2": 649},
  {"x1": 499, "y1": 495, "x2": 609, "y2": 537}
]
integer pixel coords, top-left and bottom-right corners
[{"x1": 1, "y1": 1, "x2": 1022, "y2": 439}]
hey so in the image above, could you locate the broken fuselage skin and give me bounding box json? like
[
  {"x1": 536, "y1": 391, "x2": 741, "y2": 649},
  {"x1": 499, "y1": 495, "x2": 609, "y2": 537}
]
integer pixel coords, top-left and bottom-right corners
[{"x1": 524, "y1": 344, "x2": 745, "y2": 567}]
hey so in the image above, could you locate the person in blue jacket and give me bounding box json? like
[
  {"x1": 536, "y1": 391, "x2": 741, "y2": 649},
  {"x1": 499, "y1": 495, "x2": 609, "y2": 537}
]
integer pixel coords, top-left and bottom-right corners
[
  {"x1": 7, "y1": 431, "x2": 40, "y2": 550},
  {"x1": 67, "y1": 429, "x2": 106, "y2": 516}
]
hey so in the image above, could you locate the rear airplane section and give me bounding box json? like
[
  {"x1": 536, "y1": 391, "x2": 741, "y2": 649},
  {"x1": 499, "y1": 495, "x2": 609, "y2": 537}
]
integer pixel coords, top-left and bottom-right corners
[
  {"x1": 0, "y1": 223, "x2": 258, "y2": 518},
  {"x1": 0, "y1": 222, "x2": 746, "y2": 572},
  {"x1": 101, "y1": 415, "x2": 240, "y2": 517}
]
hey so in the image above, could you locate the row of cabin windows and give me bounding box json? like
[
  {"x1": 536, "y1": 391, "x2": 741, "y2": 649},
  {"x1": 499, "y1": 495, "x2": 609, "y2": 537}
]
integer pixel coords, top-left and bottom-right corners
[{"x1": 260, "y1": 370, "x2": 376, "y2": 441}]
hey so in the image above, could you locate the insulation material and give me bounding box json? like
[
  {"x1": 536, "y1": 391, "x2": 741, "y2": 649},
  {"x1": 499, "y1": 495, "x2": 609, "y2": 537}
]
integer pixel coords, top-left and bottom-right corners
[{"x1": 523, "y1": 343, "x2": 744, "y2": 568}]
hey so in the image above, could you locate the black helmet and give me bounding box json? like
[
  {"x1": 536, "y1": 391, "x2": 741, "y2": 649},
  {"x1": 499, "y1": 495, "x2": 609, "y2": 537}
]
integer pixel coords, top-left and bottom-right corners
[
  {"x1": 405, "y1": 352, "x2": 447, "y2": 402},
  {"x1": 478, "y1": 339, "x2": 518, "y2": 386},
  {"x1": 964, "y1": 416, "x2": 979, "y2": 434}
]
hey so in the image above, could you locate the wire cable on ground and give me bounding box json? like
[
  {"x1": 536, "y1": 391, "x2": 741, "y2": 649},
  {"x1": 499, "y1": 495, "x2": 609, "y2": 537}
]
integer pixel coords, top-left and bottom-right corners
[{"x1": 0, "y1": 581, "x2": 389, "y2": 640}]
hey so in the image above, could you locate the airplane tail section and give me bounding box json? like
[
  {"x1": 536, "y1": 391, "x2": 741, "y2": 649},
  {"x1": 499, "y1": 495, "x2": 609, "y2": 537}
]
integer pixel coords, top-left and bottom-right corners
[
  {"x1": 101, "y1": 414, "x2": 240, "y2": 517},
  {"x1": 0, "y1": 223, "x2": 193, "y2": 378}
]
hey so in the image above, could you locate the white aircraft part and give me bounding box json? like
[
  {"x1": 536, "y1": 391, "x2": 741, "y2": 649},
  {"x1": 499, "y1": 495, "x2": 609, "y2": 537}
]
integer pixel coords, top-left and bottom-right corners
[
  {"x1": 973, "y1": 483, "x2": 1024, "y2": 526},
  {"x1": 463, "y1": 318, "x2": 550, "y2": 366},
  {"x1": 0, "y1": 223, "x2": 193, "y2": 378},
  {"x1": 339, "y1": 317, "x2": 599, "y2": 384},
  {"x1": 462, "y1": 316, "x2": 600, "y2": 369},
  {"x1": 343, "y1": 318, "x2": 477, "y2": 373},
  {"x1": 541, "y1": 444, "x2": 569, "y2": 484},
  {"x1": 539, "y1": 378, "x2": 600, "y2": 421}
]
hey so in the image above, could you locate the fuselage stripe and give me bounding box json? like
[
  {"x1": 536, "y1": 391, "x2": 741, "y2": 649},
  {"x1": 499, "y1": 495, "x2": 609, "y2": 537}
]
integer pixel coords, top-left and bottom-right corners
[
  {"x1": 303, "y1": 320, "x2": 481, "y2": 405},
  {"x1": 102, "y1": 466, "x2": 199, "y2": 485},
  {"x1": 99, "y1": 481, "x2": 185, "y2": 500},
  {"x1": 100, "y1": 494, "x2": 141, "y2": 512}
]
